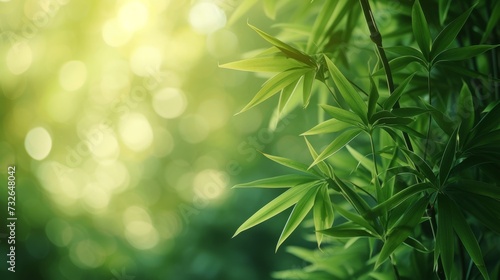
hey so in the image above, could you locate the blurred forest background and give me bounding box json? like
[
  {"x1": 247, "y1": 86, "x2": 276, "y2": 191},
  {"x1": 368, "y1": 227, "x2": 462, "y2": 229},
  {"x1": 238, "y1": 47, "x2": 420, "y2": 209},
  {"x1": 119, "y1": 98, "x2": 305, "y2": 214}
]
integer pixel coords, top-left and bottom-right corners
[{"x1": 0, "y1": 0, "x2": 317, "y2": 279}]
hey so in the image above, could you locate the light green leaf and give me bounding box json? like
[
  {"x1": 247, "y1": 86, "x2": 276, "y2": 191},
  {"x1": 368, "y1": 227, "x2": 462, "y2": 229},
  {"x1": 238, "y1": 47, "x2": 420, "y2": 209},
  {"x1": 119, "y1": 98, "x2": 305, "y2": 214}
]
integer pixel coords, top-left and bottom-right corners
[
  {"x1": 263, "y1": 153, "x2": 318, "y2": 175},
  {"x1": 372, "y1": 182, "x2": 434, "y2": 216},
  {"x1": 321, "y1": 104, "x2": 364, "y2": 126},
  {"x1": 431, "y1": 5, "x2": 475, "y2": 59},
  {"x1": 304, "y1": 137, "x2": 330, "y2": 177},
  {"x1": 263, "y1": 0, "x2": 277, "y2": 19},
  {"x1": 433, "y1": 45, "x2": 500, "y2": 64},
  {"x1": 227, "y1": 0, "x2": 258, "y2": 26},
  {"x1": 278, "y1": 77, "x2": 301, "y2": 115},
  {"x1": 412, "y1": 0, "x2": 432, "y2": 60},
  {"x1": 449, "y1": 197, "x2": 490, "y2": 280},
  {"x1": 233, "y1": 174, "x2": 317, "y2": 189},
  {"x1": 238, "y1": 68, "x2": 310, "y2": 114},
  {"x1": 233, "y1": 182, "x2": 318, "y2": 237},
  {"x1": 436, "y1": 194, "x2": 455, "y2": 280},
  {"x1": 249, "y1": 24, "x2": 315, "y2": 67},
  {"x1": 383, "y1": 73, "x2": 416, "y2": 110},
  {"x1": 439, "y1": 127, "x2": 458, "y2": 187},
  {"x1": 301, "y1": 118, "x2": 352, "y2": 136},
  {"x1": 324, "y1": 55, "x2": 368, "y2": 123},
  {"x1": 277, "y1": 185, "x2": 319, "y2": 251},
  {"x1": 376, "y1": 195, "x2": 429, "y2": 267},
  {"x1": 219, "y1": 56, "x2": 305, "y2": 73},
  {"x1": 367, "y1": 76, "x2": 379, "y2": 119},
  {"x1": 346, "y1": 145, "x2": 373, "y2": 173},
  {"x1": 313, "y1": 184, "x2": 334, "y2": 247},
  {"x1": 310, "y1": 129, "x2": 362, "y2": 168},
  {"x1": 302, "y1": 70, "x2": 316, "y2": 108}
]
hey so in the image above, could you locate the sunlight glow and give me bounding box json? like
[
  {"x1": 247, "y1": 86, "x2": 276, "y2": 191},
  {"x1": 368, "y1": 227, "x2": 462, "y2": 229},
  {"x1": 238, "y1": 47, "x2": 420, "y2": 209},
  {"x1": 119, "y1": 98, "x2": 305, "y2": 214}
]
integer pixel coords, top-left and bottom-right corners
[
  {"x1": 118, "y1": 113, "x2": 154, "y2": 152},
  {"x1": 25, "y1": 127, "x2": 52, "y2": 160},
  {"x1": 152, "y1": 88, "x2": 187, "y2": 119},
  {"x1": 189, "y1": 2, "x2": 226, "y2": 34}
]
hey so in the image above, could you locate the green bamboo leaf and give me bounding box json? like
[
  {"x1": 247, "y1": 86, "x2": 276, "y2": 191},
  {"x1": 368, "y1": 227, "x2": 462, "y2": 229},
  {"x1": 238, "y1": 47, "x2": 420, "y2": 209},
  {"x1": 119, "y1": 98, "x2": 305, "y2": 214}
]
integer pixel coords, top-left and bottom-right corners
[
  {"x1": 227, "y1": 0, "x2": 258, "y2": 26},
  {"x1": 431, "y1": 5, "x2": 475, "y2": 59},
  {"x1": 471, "y1": 101, "x2": 500, "y2": 136},
  {"x1": 233, "y1": 174, "x2": 317, "y2": 189},
  {"x1": 376, "y1": 195, "x2": 429, "y2": 267},
  {"x1": 383, "y1": 73, "x2": 416, "y2": 110},
  {"x1": 302, "y1": 70, "x2": 316, "y2": 108},
  {"x1": 451, "y1": 180, "x2": 500, "y2": 201},
  {"x1": 449, "y1": 197, "x2": 490, "y2": 280},
  {"x1": 384, "y1": 125, "x2": 427, "y2": 139},
  {"x1": 278, "y1": 78, "x2": 301, "y2": 115},
  {"x1": 450, "y1": 192, "x2": 500, "y2": 234},
  {"x1": 374, "y1": 117, "x2": 414, "y2": 126},
  {"x1": 404, "y1": 236, "x2": 431, "y2": 253},
  {"x1": 391, "y1": 107, "x2": 429, "y2": 117},
  {"x1": 399, "y1": 147, "x2": 437, "y2": 185},
  {"x1": 249, "y1": 24, "x2": 316, "y2": 66},
  {"x1": 310, "y1": 129, "x2": 362, "y2": 168},
  {"x1": 238, "y1": 68, "x2": 310, "y2": 114},
  {"x1": 233, "y1": 182, "x2": 318, "y2": 237},
  {"x1": 372, "y1": 182, "x2": 434, "y2": 216},
  {"x1": 346, "y1": 145, "x2": 373, "y2": 173},
  {"x1": 412, "y1": 0, "x2": 432, "y2": 60},
  {"x1": 320, "y1": 222, "x2": 374, "y2": 238},
  {"x1": 220, "y1": 56, "x2": 305, "y2": 73},
  {"x1": 384, "y1": 46, "x2": 426, "y2": 64},
  {"x1": 334, "y1": 174, "x2": 371, "y2": 217},
  {"x1": 367, "y1": 76, "x2": 379, "y2": 119},
  {"x1": 321, "y1": 104, "x2": 364, "y2": 126},
  {"x1": 374, "y1": 56, "x2": 426, "y2": 76},
  {"x1": 438, "y1": 0, "x2": 452, "y2": 25},
  {"x1": 333, "y1": 204, "x2": 378, "y2": 235},
  {"x1": 422, "y1": 102, "x2": 454, "y2": 135},
  {"x1": 439, "y1": 127, "x2": 459, "y2": 187},
  {"x1": 263, "y1": 0, "x2": 277, "y2": 19},
  {"x1": 277, "y1": 185, "x2": 320, "y2": 251},
  {"x1": 433, "y1": 45, "x2": 500, "y2": 64},
  {"x1": 436, "y1": 194, "x2": 455, "y2": 280},
  {"x1": 313, "y1": 184, "x2": 334, "y2": 247},
  {"x1": 304, "y1": 137, "x2": 330, "y2": 177},
  {"x1": 324, "y1": 55, "x2": 368, "y2": 123},
  {"x1": 301, "y1": 118, "x2": 352, "y2": 136},
  {"x1": 481, "y1": 1, "x2": 500, "y2": 43},
  {"x1": 263, "y1": 153, "x2": 318, "y2": 175},
  {"x1": 458, "y1": 81, "x2": 475, "y2": 141}
]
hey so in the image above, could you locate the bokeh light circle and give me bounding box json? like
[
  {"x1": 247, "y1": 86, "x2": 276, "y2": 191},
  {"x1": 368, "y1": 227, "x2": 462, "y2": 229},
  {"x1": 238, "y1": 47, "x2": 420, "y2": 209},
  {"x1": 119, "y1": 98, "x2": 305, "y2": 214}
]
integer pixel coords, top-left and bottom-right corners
[{"x1": 25, "y1": 127, "x2": 52, "y2": 160}]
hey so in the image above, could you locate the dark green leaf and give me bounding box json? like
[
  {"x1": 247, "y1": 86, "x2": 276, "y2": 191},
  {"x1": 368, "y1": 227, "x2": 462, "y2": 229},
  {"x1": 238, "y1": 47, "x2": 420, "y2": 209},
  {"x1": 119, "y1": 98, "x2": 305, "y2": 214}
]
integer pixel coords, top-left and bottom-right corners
[
  {"x1": 458, "y1": 81, "x2": 475, "y2": 141},
  {"x1": 384, "y1": 46, "x2": 426, "y2": 64},
  {"x1": 436, "y1": 194, "x2": 455, "y2": 280},
  {"x1": 376, "y1": 195, "x2": 429, "y2": 267},
  {"x1": 334, "y1": 174, "x2": 371, "y2": 217},
  {"x1": 481, "y1": 1, "x2": 500, "y2": 43},
  {"x1": 412, "y1": 0, "x2": 432, "y2": 60},
  {"x1": 439, "y1": 127, "x2": 458, "y2": 187},
  {"x1": 438, "y1": 0, "x2": 452, "y2": 25},
  {"x1": 431, "y1": 5, "x2": 475, "y2": 58},
  {"x1": 391, "y1": 107, "x2": 429, "y2": 117},
  {"x1": 434, "y1": 45, "x2": 500, "y2": 64},
  {"x1": 383, "y1": 73, "x2": 416, "y2": 110},
  {"x1": 372, "y1": 182, "x2": 434, "y2": 216},
  {"x1": 333, "y1": 204, "x2": 378, "y2": 235},
  {"x1": 449, "y1": 197, "x2": 490, "y2": 280},
  {"x1": 471, "y1": 101, "x2": 500, "y2": 136},
  {"x1": 367, "y1": 76, "x2": 379, "y2": 119},
  {"x1": 404, "y1": 236, "x2": 431, "y2": 253}
]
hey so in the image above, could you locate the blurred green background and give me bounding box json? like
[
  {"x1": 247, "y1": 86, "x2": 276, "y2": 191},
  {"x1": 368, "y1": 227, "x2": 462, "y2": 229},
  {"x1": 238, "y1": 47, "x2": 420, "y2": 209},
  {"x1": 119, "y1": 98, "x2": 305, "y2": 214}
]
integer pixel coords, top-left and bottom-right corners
[{"x1": 0, "y1": 0, "x2": 319, "y2": 279}]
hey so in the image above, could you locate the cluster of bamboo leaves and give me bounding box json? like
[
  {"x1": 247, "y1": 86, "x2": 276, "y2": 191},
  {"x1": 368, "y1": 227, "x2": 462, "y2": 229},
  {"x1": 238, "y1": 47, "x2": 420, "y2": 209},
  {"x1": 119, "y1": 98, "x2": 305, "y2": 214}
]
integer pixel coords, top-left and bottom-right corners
[{"x1": 223, "y1": 0, "x2": 500, "y2": 279}]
